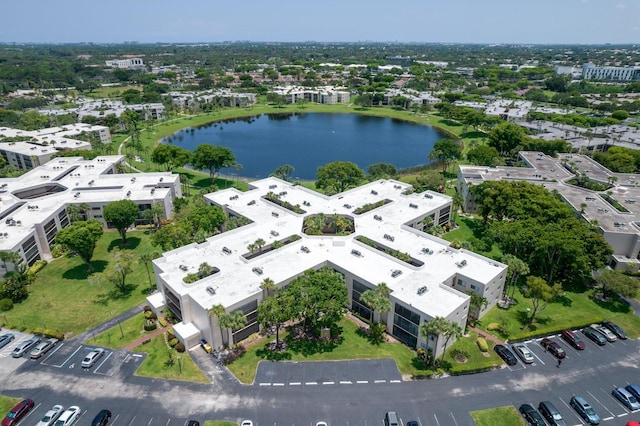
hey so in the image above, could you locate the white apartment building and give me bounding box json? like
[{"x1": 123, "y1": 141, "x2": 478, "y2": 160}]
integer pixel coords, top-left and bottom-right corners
[
  {"x1": 105, "y1": 58, "x2": 144, "y2": 69},
  {"x1": 582, "y1": 63, "x2": 640, "y2": 81},
  {"x1": 0, "y1": 155, "x2": 181, "y2": 266},
  {"x1": 150, "y1": 178, "x2": 506, "y2": 355},
  {"x1": 270, "y1": 86, "x2": 351, "y2": 105}
]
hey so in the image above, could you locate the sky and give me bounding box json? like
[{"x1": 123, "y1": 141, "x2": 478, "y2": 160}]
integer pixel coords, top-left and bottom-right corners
[{"x1": 2, "y1": 0, "x2": 639, "y2": 45}]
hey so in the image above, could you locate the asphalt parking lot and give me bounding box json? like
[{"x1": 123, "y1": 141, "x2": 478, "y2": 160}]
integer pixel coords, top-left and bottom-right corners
[{"x1": 254, "y1": 358, "x2": 402, "y2": 387}]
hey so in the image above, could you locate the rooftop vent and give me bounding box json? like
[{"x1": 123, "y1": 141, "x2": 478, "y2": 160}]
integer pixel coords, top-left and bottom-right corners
[
  {"x1": 270, "y1": 230, "x2": 279, "y2": 237},
  {"x1": 351, "y1": 249, "x2": 362, "y2": 257},
  {"x1": 269, "y1": 184, "x2": 277, "y2": 189},
  {"x1": 421, "y1": 248, "x2": 434, "y2": 255},
  {"x1": 222, "y1": 247, "x2": 232, "y2": 255},
  {"x1": 424, "y1": 193, "x2": 433, "y2": 199},
  {"x1": 179, "y1": 264, "x2": 188, "y2": 272},
  {"x1": 374, "y1": 215, "x2": 382, "y2": 221},
  {"x1": 391, "y1": 269, "x2": 402, "y2": 278},
  {"x1": 409, "y1": 203, "x2": 418, "y2": 209},
  {"x1": 371, "y1": 190, "x2": 378, "y2": 195},
  {"x1": 206, "y1": 286, "x2": 216, "y2": 296},
  {"x1": 383, "y1": 234, "x2": 394, "y2": 242},
  {"x1": 272, "y1": 212, "x2": 279, "y2": 218},
  {"x1": 343, "y1": 204, "x2": 352, "y2": 209},
  {"x1": 252, "y1": 266, "x2": 263, "y2": 275},
  {"x1": 301, "y1": 246, "x2": 310, "y2": 253},
  {"x1": 417, "y1": 286, "x2": 428, "y2": 295},
  {"x1": 247, "y1": 200, "x2": 256, "y2": 206}
]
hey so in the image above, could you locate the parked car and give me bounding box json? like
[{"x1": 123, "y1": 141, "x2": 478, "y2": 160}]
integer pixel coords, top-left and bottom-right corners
[
  {"x1": 519, "y1": 404, "x2": 546, "y2": 426},
  {"x1": 30, "y1": 338, "x2": 58, "y2": 359},
  {"x1": 11, "y1": 336, "x2": 40, "y2": 358},
  {"x1": 240, "y1": 421, "x2": 253, "y2": 426},
  {"x1": 315, "y1": 422, "x2": 328, "y2": 426},
  {"x1": 81, "y1": 348, "x2": 105, "y2": 368},
  {"x1": 561, "y1": 329, "x2": 585, "y2": 350},
  {"x1": 90, "y1": 409, "x2": 111, "y2": 426},
  {"x1": 36, "y1": 405, "x2": 64, "y2": 426},
  {"x1": 406, "y1": 422, "x2": 418, "y2": 426},
  {"x1": 570, "y1": 396, "x2": 600, "y2": 425},
  {"x1": 613, "y1": 387, "x2": 640, "y2": 411},
  {"x1": 538, "y1": 400, "x2": 567, "y2": 426},
  {"x1": 540, "y1": 338, "x2": 566, "y2": 358},
  {"x1": 602, "y1": 320, "x2": 628, "y2": 340},
  {"x1": 186, "y1": 422, "x2": 199, "y2": 426},
  {"x1": 591, "y1": 324, "x2": 617, "y2": 342},
  {"x1": 583, "y1": 327, "x2": 607, "y2": 346},
  {"x1": 626, "y1": 384, "x2": 640, "y2": 402},
  {"x1": 494, "y1": 344, "x2": 518, "y2": 366},
  {"x1": 54, "y1": 406, "x2": 80, "y2": 426},
  {"x1": 512, "y1": 344, "x2": 535, "y2": 364},
  {"x1": 1, "y1": 398, "x2": 35, "y2": 426},
  {"x1": 0, "y1": 333, "x2": 15, "y2": 349}
]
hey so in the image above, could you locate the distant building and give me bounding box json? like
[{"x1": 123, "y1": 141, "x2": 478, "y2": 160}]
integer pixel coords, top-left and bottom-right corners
[
  {"x1": 270, "y1": 86, "x2": 350, "y2": 105},
  {"x1": 105, "y1": 58, "x2": 144, "y2": 69},
  {"x1": 582, "y1": 63, "x2": 640, "y2": 81},
  {"x1": 164, "y1": 90, "x2": 257, "y2": 111},
  {"x1": 75, "y1": 100, "x2": 166, "y2": 121}
]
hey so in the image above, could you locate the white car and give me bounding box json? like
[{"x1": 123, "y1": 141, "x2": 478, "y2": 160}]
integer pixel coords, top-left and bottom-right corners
[
  {"x1": 241, "y1": 421, "x2": 253, "y2": 426},
  {"x1": 591, "y1": 324, "x2": 617, "y2": 342},
  {"x1": 36, "y1": 404, "x2": 64, "y2": 426},
  {"x1": 81, "y1": 348, "x2": 105, "y2": 368},
  {"x1": 511, "y1": 344, "x2": 535, "y2": 364},
  {"x1": 54, "y1": 406, "x2": 80, "y2": 426}
]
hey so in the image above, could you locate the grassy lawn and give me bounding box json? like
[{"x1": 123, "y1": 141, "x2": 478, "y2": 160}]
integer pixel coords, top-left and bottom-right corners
[
  {"x1": 478, "y1": 285, "x2": 640, "y2": 341},
  {"x1": 445, "y1": 331, "x2": 503, "y2": 375},
  {"x1": 0, "y1": 395, "x2": 21, "y2": 419},
  {"x1": 85, "y1": 313, "x2": 151, "y2": 349},
  {"x1": 204, "y1": 422, "x2": 237, "y2": 426},
  {"x1": 470, "y1": 406, "x2": 526, "y2": 426},
  {"x1": 0, "y1": 230, "x2": 156, "y2": 337},
  {"x1": 442, "y1": 216, "x2": 503, "y2": 260},
  {"x1": 86, "y1": 85, "x2": 142, "y2": 99},
  {"x1": 226, "y1": 318, "x2": 502, "y2": 384},
  {"x1": 133, "y1": 334, "x2": 209, "y2": 383}
]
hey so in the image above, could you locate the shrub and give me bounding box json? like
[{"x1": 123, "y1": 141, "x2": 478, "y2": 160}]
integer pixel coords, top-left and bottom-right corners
[
  {"x1": 50, "y1": 244, "x2": 66, "y2": 258},
  {"x1": 175, "y1": 342, "x2": 185, "y2": 353},
  {"x1": 143, "y1": 321, "x2": 157, "y2": 331},
  {"x1": 486, "y1": 323, "x2": 502, "y2": 331},
  {"x1": 158, "y1": 317, "x2": 168, "y2": 327},
  {"x1": 0, "y1": 298, "x2": 13, "y2": 311},
  {"x1": 143, "y1": 305, "x2": 151, "y2": 312},
  {"x1": 28, "y1": 260, "x2": 48, "y2": 275},
  {"x1": 45, "y1": 329, "x2": 64, "y2": 340},
  {"x1": 183, "y1": 273, "x2": 199, "y2": 284},
  {"x1": 144, "y1": 311, "x2": 157, "y2": 320},
  {"x1": 169, "y1": 338, "x2": 179, "y2": 347},
  {"x1": 476, "y1": 337, "x2": 489, "y2": 352},
  {"x1": 167, "y1": 332, "x2": 176, "y2": 340}
]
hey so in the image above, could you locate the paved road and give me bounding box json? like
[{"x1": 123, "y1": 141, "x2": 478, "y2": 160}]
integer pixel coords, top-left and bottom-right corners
[{"x1": 1, "y1": 328, "x2": 640, "y2": 425}]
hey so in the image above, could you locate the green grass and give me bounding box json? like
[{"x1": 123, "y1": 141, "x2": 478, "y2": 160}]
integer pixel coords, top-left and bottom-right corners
[
  {"x1": 442, "y1": 216, "x2": 503, "y2": 259},
  {"x1": 86, "y1": 85, "x2": 143, "y2": 99},
  {"x1": 478, "y1": 285, "x2": 640, "y2": 341},
  {"x1": 85, "y1": 313, "x2": 152, "y2": 349},
  {"x1": 0, "y1": 230, "x2": 156, "y2": 337},
  {"x1": 0, "y1": 395, "x2": 21, "y2": 419},
  {"x1": 470, "y1": 406, "x2": 526, "y2": 426},
  {"x1": 133, "y1": 334, "x2": 209, "y2": 383},
  {"x1": 204, "y1": 421, "x2": 237, "y2": 426},
  {"x1": 445, "y1": 331, "x2": 503, "y2": 374},
  {"x1": 226, "y1": 318, "x2": 502, "y2": 384}
]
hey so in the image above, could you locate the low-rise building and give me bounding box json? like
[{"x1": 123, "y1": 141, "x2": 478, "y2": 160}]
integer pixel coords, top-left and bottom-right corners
[
  {"x1": 105, "y1": 58, "x2": 144, "y2": 69},
  {"x1": 0, "y1": 155, "x2": 180, "y2": 266},
  {"x1": 270, "y1": 86, "x2": 350, "y2": 105},
  {"x1": 150, "y1": 178, "x2": 506, "y2": 355}
]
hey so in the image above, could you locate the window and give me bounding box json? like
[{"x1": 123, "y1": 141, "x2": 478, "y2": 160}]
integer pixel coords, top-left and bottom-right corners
[
  {"x1": 470, "y1": 284, "x2": 479, "y2": 291},
  {"x1": 457, "y1": 279, "x2": 466, "y2": 287}
]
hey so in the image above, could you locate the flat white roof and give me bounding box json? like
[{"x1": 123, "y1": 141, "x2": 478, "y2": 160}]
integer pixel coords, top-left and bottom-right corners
[{"x1": 156, "y1": 178, "x2": 506, "y2": 319}]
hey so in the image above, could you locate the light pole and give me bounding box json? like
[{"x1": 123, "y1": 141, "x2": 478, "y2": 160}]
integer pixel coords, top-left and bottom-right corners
[{"x1": 111, "y1": 311, "x2": 124, "y2": 339}]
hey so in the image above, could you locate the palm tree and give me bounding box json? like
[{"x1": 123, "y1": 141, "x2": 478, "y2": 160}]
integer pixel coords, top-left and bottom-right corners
[
  {"x1": 255, "y1": 238, "x2": 266, "y2": 252},
  {"x1": 260, "y1": 277, "x2": 276, "y2": 298},
  {"x1": 452, "y1": 191, "x2": 464, "y2": 223},
  {"x1": 440, "y1": 321, "x2": 464, "y2": 363},
  {"x1": 139, "y1": 252, "x2": 160, "y2": 290},
  {"x1": 208, "y1": 304, "x2": 226, "y2": 348},
  {"x1": 219, "y1": 310, "x2": 247, "y2": 349},
  {"x1": 359, "y1": 283, "x2": 392, "y2": 323},
  {"x1": 419, "y1": 316, "x2": 448, "y2": 365}
]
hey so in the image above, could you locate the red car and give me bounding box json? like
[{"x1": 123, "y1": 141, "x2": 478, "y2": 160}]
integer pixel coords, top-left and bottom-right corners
[
  {"x1": 540, "y1": 338, "x2": 566, "y2": 358},
  {"x1": 2, "y1": 399, "x2": 34, "y2": 426},
  {"x1": 561, "y1": 329, "x2": 585, "y2": 350}
]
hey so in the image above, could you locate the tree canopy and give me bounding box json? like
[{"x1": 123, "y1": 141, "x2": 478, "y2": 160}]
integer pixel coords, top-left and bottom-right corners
[
  {"x1": 192, "y1": 144, "x2": 237, "y2": 183},
  {"x1": 103, "y1": 199, "x2": 139, "y2": 246},
  {"x1": 466, "y1": 145, "x2": 501, "y2": 166},
  {"x1": 428, "y1": 138, "x2": 462, "y2": 172},
  {"x1": 55, "y1": 220, "x2": 104, "y2": 272},
  {"x1": 151, "y1": 144, "x2": 192, "y2": 171},
  {"x1": 316, "y1": 161, "x2": 366, "y2": 195},
  {"x1": 487, "y1": 122, "x2": 527, "y2": 156},
  {"x1": 596, "y1": 269, "x2": 639, "y2": 299}
]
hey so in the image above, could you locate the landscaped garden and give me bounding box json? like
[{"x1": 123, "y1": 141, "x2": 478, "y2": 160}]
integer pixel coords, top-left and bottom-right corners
[
  {"x1": 133, "y1": 334, "x2": 209, "y2": 383},
  {"x1": 0, "y1": 230, "x2": 155, "y2": 337}
]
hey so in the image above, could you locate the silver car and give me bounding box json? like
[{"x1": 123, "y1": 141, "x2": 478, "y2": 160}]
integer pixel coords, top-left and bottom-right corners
[
  {"x1": 511, "y1": 344, "x2": 535, "y2": 364},
  {"x1": 30, "y1": 338, "x2": 58, "y2": 359},
  {"x1": 592, "y1": 324, "x2": 617, "y2": 342},
  {"x1": 81, "y1": 348, "x2": 105, "y2": 368},
  {"x1": 0, "y1": 333, "x2": 15, "y2": 349},
  {"x1": 36, "y1": 404, "x2": 64, "y2": 426},
  {"x1": 11, "y1": 336, "x2": 41, "y2": 358}
]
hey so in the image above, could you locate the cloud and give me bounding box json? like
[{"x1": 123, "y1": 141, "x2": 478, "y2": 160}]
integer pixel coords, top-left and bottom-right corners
[{"x1": 617, "y1": 3, "x2": 627, "y2": 9}]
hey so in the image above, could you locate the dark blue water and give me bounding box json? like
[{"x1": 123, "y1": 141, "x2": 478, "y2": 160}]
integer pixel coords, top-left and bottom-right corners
[{"x1": 165, "y1": 113, "x2": 446, "y2": 180}]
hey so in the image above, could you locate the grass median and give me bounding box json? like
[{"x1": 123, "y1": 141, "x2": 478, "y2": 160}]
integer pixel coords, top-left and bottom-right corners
[
  {"x1": 470, "y1": 406, "x2": 526, "y2": 426},
  {"x1": 133, "y1": 334, "x2": 209, "y2": 383},
  {"x1": 85, "y1": 313, "x2": 153, "y2": 349},
  {"x1": 0, "y1": 395, "x2": 21, "y2": 419}
]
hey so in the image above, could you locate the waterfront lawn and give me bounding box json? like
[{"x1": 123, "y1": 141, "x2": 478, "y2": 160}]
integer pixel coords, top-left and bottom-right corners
[
  {"x1": 478, "y1": 285, "x2": 640, "y2": 341},
  {"x1": 0, "y1": 231, "x2": 155, "y2": 337},
  {"x1": 470, "y1": 406, "x2": 526, "y2": 426},
  {"x1": 85, "y1": 313, "x2": 149, "y2": 349},
  {"x1": 133, "y1": 335, "x2": 209, "y2": 383},
  {"x1": 0, "y1": 395, "x2": 21, "y2": 419}
]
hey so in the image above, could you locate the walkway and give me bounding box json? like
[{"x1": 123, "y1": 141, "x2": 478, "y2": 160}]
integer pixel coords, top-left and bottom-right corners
[
  {"x1": 468, "y1": 325, "x2": 505, "y2": 346},
  {"x1": 124, "y1": 324, "x2": 170, "y2": 351}
]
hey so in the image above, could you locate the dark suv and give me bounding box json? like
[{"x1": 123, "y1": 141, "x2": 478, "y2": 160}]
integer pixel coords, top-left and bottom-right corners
[
  {"x1": 494, "y1": 344, "x2": 517, "y2": 365},
  {"x1": 91, "y1": 409, "x2": 111, "y2": 426},
  {"x1": 561, "y1": 329, "x2": 585, "y2": 350},
  {"x1": 538, "y1": 401, "x2": 567, "y2": 426}
]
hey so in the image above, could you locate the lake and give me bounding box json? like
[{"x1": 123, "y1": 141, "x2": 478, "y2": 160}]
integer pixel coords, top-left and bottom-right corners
[{"x1": 165, "y1": 112, "x2": 446, "y2": 180}]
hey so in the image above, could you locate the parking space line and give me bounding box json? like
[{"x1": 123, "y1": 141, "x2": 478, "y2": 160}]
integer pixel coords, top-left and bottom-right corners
[
  {"x1": 273, "y1": 383, "x2": 284, "y2": 386},
  {"x1": 259, "y1": 383, "x2": 271, "y2": 386},
  {"x1": 147, "y1": 417, "x2": 153, "y2": 425},
  {"x1": 587, "y1": 390, "x2": 617, "y2": 419},
  {"x1": 127, "y1": 415, "x2": 136, "y2": 426},
  {"x1": 340, "y1": 381, "x2": 352, "y2": 384},
  {"x1": 39, "y1": 342, "x2": 64, "y2": 365},
  {"x1": 374, "y1": 380, "x2": 386, "y2": 383},
  {"x1": 433, "y1": 413, "x2": 440, "y2": 426},
  {"x1": 356, "y1": 380, "x2": 368, "y2": 384},
  {"x1": 51, "y1": 344, "x2": 82, "y2": 368},
  {"x1": 165, "y1": 419, "x2": 171, "y2": 425},
  {"x1": 449, "y1": 412, "x2": 458, "y2": 426},
  {"x1": 305, "y1": 382, "x2": 317, "y2": 386},
  {"x1": 111, "y1": 414, "x2": 120, "y2": 425},
  {"x1": 290, "y1": 382, "x2": 301, "y2": 386},
  {"x1": 93, "y1": 350, "x2": 113, "y2": 375}
]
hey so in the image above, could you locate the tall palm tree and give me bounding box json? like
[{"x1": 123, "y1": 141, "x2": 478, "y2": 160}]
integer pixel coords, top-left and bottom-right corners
[
  {"x1": 208, "y1": 304, "x2": 226, "y2": 348},
  {"x1": 260, "y1": 277, "x2": 276, "y2": 299},
  {"x1": 359, "y1": 283, "x2": 392, "y2": 323},
  {"x1": 139, "y1": 252, "x2": 160, "y2": 290},
  {"x1": 219, "y1": 310, "x2": 247, "y2": 349},
  {"x1": 419, "y1": 316, "x2": 448, "y2": 365},
  {"x1": 440, "y1": 321, "x2": 464, "y2": 363}
]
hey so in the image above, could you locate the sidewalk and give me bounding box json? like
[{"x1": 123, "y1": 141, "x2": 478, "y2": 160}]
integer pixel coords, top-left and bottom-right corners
[
  {"x1": 123, "y1": 325, "x2": 170, "y2": 351},
  {"x1": 468, "y1": 325, "x2": 505, "y2": 345}
]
